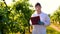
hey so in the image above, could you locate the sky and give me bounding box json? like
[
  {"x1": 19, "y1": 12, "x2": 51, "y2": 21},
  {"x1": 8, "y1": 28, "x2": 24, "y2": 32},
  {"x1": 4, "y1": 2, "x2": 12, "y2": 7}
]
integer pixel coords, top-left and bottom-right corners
[
  {"x1": 5, "y1": 0, "x2": 60, "y2": 14},
  {"x1": 29, "y1": 0, "x2": 60, "y2": 14}
]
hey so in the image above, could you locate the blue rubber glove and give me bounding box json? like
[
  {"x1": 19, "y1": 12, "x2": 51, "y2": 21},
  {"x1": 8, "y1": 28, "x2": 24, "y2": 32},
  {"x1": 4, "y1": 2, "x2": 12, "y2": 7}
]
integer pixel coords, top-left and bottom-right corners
[{"x1": 38, "y1": 20, "x2": 44, "y2": 25}]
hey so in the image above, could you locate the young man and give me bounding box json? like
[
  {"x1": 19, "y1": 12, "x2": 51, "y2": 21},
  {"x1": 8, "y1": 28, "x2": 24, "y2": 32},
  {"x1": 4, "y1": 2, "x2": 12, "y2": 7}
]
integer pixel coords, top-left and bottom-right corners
[{"x1": 30, "y1": 3, "x2": 50, "y2": 34}]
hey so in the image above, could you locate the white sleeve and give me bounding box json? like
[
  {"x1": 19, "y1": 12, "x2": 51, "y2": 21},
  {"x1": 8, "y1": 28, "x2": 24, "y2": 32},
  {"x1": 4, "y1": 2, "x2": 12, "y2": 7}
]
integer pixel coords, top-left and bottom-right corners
[
  {"x1": 43, "y1": 15, "x2": 50, "y2": 26},
  {"x1": 29, "y1": 20, "x2": 32, "y2": 25}
]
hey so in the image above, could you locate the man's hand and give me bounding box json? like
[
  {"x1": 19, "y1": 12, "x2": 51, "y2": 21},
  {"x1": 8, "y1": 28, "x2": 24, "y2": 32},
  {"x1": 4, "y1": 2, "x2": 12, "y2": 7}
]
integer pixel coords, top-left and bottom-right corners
[{"x1": 38, "y1": 20, "x2": 44, "y2": 25}]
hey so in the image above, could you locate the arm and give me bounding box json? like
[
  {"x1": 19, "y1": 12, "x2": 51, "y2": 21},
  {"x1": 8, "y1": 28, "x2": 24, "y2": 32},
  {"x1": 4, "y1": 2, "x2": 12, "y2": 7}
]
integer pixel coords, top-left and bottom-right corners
[
  {"x1": 29, "y1": 14, "x2": 34, "y2": 25},
  {"x1": 43, "y1": 15, "x2": 50, "y2": 26},
  {"x1": 29, "y1": 20, "x2": 32, "y2": 25}
]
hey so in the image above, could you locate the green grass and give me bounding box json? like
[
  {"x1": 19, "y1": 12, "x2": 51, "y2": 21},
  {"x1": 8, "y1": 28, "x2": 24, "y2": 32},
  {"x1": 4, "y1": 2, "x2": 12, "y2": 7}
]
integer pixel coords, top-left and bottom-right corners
[{"x1": 47, "y1": 27, "x2": 60, "y2": 34}]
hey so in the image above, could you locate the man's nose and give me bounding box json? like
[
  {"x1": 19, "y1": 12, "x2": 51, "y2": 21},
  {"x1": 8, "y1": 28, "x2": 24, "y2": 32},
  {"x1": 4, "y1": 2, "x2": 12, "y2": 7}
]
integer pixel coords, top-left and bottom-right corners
[{"x1": 36, "y1": 8, "x2": 39, "y2": 10}]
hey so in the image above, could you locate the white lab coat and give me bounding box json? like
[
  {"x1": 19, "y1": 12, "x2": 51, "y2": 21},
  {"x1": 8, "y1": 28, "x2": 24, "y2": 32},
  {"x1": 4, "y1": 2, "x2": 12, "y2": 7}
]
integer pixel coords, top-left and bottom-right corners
[{"x1": 30, "y1": 11, "x2": 50, "y2": 34}]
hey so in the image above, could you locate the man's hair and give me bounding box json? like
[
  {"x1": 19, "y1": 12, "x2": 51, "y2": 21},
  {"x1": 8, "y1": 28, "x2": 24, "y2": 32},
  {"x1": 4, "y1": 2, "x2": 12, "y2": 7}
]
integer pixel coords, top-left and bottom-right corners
[{"x1": 35, "y1": 3, "x2": 41, "y2": 7}]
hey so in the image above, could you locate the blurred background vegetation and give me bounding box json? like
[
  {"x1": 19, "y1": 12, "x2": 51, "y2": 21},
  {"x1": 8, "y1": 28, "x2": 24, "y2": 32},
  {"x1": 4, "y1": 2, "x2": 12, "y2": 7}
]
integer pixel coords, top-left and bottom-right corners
[{"x1": 0, "y1": 0, "x2": 60, "y2": 34}]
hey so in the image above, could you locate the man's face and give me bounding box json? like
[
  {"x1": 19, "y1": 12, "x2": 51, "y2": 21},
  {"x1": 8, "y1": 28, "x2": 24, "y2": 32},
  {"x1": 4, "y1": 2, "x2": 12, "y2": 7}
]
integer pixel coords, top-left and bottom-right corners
[{"x1": 35, "y1": 5, "x2": 41, "y2": 12}]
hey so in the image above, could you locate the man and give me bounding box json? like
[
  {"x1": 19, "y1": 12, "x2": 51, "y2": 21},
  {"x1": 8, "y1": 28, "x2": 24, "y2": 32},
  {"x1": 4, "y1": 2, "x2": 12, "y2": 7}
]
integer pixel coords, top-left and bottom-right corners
[{"x1": 30, "y1": 3, "x2": 50, "y2": 34}]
